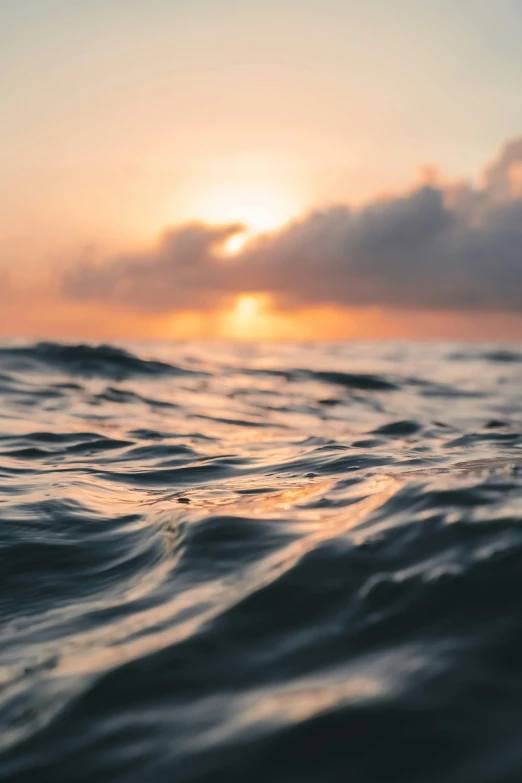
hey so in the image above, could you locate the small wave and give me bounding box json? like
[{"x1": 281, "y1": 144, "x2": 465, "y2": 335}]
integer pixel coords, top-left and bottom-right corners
[
  {"x1": 372, "y1": 420, "x2": 421, "y2": 437},
  {"x1": 2, "y1": 340, "x2": 522, "y2": 781},
  {"x1": 242, "y1": 367, "x2": 398, "y2": 390},
  {"x1": 311, "y1": 370, "x2": 398, "y2": 391},
  {"x1": 449, "y1": 348, "x2": 522, "y2": 363},
  {"x1": 0, "y1": 342, "x2": 199, "y2": 379}
]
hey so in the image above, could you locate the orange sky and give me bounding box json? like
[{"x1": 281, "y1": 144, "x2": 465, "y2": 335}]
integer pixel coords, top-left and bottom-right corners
[
  {"x1": 3, "y1": 286, "x2": 522, "y2": 343},
  {"x1": 1, "y1": 1, "x2": 522, "y2": 341}
]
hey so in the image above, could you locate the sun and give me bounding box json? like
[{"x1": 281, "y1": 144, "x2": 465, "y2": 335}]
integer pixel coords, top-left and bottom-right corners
[
  {"x1": 219, "y1": 294, "x2": 269, "y2": 339},
  {"x1": 196, "y1": 181, "x2": 300, "y2": 238},
  {"x1": 235, "y1": 294, "x2": 260, "y2": 323},
  {"x1": 222, "y1": 232, "x2": 248, "y2": 255}
]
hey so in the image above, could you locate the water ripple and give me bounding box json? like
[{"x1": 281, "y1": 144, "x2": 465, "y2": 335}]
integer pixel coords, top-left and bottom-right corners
[{"x1": 1, "y1": 339, "x2": 522, "y2": 781}]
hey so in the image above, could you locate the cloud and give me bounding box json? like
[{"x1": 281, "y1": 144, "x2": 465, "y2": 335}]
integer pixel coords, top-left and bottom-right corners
[
  {"x1": 63, "y1": 223, "x2": 243, "y2": 310},
  {"x1": 63, "y1": 136, "x2": 522, "y2": 313},
  {"x1": 484, "y1": 136, "x2": 522, "y2": 201}
]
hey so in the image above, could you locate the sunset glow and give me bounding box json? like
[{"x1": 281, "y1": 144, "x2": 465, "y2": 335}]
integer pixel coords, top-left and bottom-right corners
[
  {"x1": 4, "y1": 6, "x2": 522, "y2": 777},
  {"x1": 195, "y1": 182, "x2": 300, "y2": 236},
  {"x1": 224, "y1": 294, "x2": 267, "y2": 339},
  {"x1": 2, "y1": 2, "x2": 522, "y2": 340},
  {"x1": 222, "y1": 231, "x2": 248, "y2": 256}
]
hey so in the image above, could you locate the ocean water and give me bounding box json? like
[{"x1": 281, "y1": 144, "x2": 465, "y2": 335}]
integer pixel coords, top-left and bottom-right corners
[{"x1": 1, "y1": 340, "x2": 522, "y2": 782}]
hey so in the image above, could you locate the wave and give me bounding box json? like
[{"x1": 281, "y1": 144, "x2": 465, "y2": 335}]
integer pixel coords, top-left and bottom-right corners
[
  {"x1": 244, "y1": 366, "x2": 398, "y2": 391},
  {"x1": 1, "y1": 340, "x2": 522, "y2": 781},
  {"x1": 0, "y1": 342, "x2": 200, "y2": 379}
]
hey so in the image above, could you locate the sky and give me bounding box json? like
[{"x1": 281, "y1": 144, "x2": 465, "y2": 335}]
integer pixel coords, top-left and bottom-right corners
[{"x1": 1, "y1": 0, "x2": 522, "y2": 340}]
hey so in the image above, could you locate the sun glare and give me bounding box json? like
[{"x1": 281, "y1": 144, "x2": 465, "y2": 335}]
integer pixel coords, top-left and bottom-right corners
[
  {"x1": 235, "y1": 295, "x2": 260, "y2": 322},
  {"x1": 222, "y1": 232, "x2": 247, "y2": 256},
  {"x1": 234, "y1": 295, "x2": 260, "y2": 330},
  {"x1": 220, "y1": 294, "x2": 267, "y2": 339},
  {"x1": 196, "y1": 182, "x2": 300, "y2": 237}
]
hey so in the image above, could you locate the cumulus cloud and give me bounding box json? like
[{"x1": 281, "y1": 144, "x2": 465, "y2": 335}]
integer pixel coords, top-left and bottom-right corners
[
  {"x1": 64, "y1": 223, "x2": 243, "y2": 310},
  {"x1": 63, "y1": 137, "x2": 522, "y2": 313},
  {"x1": 484, "y1": 137, "x2": 522, "y2": 201}
]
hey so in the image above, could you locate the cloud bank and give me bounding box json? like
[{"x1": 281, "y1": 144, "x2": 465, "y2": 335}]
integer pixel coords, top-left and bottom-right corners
[{"x1": 63, "y1": 137, "x2": 522, "y2": 313}]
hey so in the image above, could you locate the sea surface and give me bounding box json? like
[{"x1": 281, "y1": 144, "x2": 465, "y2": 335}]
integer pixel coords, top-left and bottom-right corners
[{"x1": 1, "y1": 339, "x2": 522, "y2": 782}]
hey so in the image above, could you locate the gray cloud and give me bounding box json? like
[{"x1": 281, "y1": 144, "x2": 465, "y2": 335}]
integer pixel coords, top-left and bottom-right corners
[
  {"x1": 63, "y1": 223, "x2": 243, "y2": 310},
  {"x1": 484, "y1": 136, "x2": 522, "y2": 201},
  {"x1": 63, "y1": 137, "x2": 522, "y2": 313}
]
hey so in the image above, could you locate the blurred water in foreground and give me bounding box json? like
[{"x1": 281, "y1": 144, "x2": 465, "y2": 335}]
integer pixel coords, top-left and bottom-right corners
[{"x1": 1, "y1": 339, "x2": 522, "y2": 781}]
